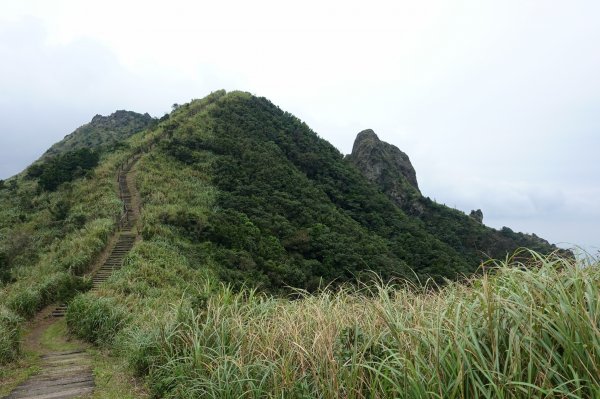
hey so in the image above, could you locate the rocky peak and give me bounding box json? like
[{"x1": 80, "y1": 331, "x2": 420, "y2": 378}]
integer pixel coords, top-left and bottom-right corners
[
  {"x1": 42, "y1": 110, "x2": 156, "y2": 159},
  {"x1": 348, "y1": 129, "x2": 421, "y2": 208},
  {"x1": 469, "y1": 209, "x2": 483, "y2": 223},
  {"x1": 90, "y1": 110, "x2": 153, "y2": 126}
]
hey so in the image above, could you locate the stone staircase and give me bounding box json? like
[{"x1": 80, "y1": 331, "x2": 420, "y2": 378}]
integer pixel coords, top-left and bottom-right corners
[
  {"x1": 51, "y1": 156, "x2": 139, "y2": 318},
  {"x1": 4, "y1": 351, "x2": 94, "y2": 399},
  {"x1": 3, "y1": 156, "x2": 141, "y2": 399},
  {"x1": 90, "y1": 233, "x2": 135, "y2": 291}
]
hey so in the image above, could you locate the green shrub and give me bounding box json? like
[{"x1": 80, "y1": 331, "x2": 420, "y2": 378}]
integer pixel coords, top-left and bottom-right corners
[
  {"x1": 67, "y1": 294, "x2": 130, "y2": 345},
  {"x1": 36, "y1": 148, "x2": 100, "y2": 191}
]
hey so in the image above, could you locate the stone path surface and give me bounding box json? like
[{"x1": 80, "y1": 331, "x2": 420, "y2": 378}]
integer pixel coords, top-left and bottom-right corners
[
  {"x1": 4, "y1": 351, "x2": 94, "y2": 399},
  {"x1": 2, "y1": 155, "x2": 141, "y2": 399}
]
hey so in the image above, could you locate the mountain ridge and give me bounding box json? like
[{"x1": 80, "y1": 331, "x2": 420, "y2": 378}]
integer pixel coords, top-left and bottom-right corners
[
  {"x1": 1, "y1": 90, "x2": 562, "y2": 294},
  {"x1": 42, "y1": 109, "x2": 155, "y2": 159}
]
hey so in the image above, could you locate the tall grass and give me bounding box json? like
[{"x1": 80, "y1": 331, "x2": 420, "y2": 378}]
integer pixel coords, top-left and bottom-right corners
[
  {"x1": 0, "y1": 307, "x2": 21, "y2": 363},
  {"x1": 95, "y1": 253, "x2": 597, "y2": 399},
  {"x1": 67, "y1": 294, "x2": 130, "y2": 346}
]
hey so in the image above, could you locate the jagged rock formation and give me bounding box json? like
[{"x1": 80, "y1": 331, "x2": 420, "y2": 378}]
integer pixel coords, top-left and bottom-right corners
[
  {"x1": 347, "y1": 129, "x2": 420, "y2": 209},
  {"x1": 43, "y1": 110, "x2": 155, "y2": 158},
  {"x1": 470, "y1": 209, "x2": 483, "y2": 223}
]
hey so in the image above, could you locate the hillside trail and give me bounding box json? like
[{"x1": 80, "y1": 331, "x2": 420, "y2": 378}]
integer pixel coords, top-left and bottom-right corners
[{"x1": 2, "y1": 155, "x2": 142, "y2": 399}]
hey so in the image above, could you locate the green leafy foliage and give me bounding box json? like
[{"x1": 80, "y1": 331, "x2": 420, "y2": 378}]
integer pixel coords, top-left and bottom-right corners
[
  {"x1": 67, "y1": 295, "x2": 129, "y2": 345},
  {"x1": 0, "y1": 308, "x2": 21, "y2": 363},
  {"x1": 156, "y1": 92, "x2": 473, "y2": 291},
  {"x1": 28, "y1": 148, "x2": 99, "y2": 191}
]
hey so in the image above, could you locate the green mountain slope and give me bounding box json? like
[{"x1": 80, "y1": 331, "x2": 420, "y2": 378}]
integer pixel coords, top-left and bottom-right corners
[
  {"x1": 140, "y1": 91, "x2": 559, "y2": 290},
  {"x1": 0, "y1": 90, "x2": 564, "y2": 367},
  {"x1": 0, "y1": 110, "x2": 155, "y2": 282},
  {"x1": 0, "y1": 91, "x2": 561, "y2": 295},
  {"x1": 0, "y1": 112, "x2": 162, "y2": 363}
]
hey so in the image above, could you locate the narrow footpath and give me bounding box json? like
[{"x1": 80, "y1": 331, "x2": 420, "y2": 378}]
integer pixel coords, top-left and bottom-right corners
[{"x1": 3, "y1": 156, "x2": 141, "y2": 399}]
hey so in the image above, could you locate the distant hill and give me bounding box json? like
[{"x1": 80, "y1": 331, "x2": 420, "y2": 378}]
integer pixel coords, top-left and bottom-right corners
[{"x1": 42, "y1": 110, "x2": 155, "y2": 158}]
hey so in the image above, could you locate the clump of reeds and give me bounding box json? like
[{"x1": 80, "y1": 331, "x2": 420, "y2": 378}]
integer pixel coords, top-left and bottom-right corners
[{"x1": 119, "y1": 252, "x2": 599, "y2": 398}]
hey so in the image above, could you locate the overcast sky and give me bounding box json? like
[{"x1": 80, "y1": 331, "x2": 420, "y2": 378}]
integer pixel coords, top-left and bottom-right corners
[{"x1": 0, "y1": 0, "x2": 598, "y2": 253}]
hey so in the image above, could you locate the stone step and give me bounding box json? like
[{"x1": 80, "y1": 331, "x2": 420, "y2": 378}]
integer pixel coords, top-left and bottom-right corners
[
  {"x1": 10, "y1": 375, "x2": 93, "y2": 393},
  {"x1": 5, "y1": 384, "x2": 94, "y2": 398}
]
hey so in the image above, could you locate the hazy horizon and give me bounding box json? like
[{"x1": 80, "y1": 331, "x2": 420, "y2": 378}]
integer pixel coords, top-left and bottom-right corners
[{"x1": 1, "y1": 0, "x2": 598, "y2": 253}]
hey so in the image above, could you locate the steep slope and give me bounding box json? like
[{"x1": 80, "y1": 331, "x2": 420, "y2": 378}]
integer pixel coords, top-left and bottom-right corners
[
  {"x1": 0, "y1": 112, "x2": 161, "y2": 365},
  {"x1": 130, "y1": 91, "x2": 555, "y2": 294},
  {"x1": 0, "y1": 110, "x2": 154, "y2": 283},
  {"x1": 347, "y1": 130, "x2": 560, "y2": 264},
  {"x1": 149, "y1": 91, "x2": 484, "y2": 291},
  {"x1": 42, "y1": 110, "x2": 155, "y2": 159}
]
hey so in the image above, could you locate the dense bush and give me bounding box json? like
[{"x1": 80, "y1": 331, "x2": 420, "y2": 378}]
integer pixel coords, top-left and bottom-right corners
[
  {"x1": 28, "y1": 148, "x2": 99, "y2": 191},
  {"x1": 0, "y1": 307, "x2": 21, "y2": 363}
]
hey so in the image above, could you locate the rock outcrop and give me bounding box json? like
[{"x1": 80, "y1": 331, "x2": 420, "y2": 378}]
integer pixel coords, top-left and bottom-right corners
[
  {"x1": 347, "y1": 129, "x2": 421, "y2": 209},
  {"x1": 43, "y1": 110, "x2": 155, "y2": 158},
  {"x1": 469, "y1": 209, "x2": 483, "y2": 223}
]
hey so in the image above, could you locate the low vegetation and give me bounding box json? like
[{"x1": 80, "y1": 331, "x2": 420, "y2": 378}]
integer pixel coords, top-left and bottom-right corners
[
  {"x1": 67, "y1": 251, "x2": 599, "y2": 398},
  {"x1": 26, "y1": 147, "x2": 100, "y2": 191}
]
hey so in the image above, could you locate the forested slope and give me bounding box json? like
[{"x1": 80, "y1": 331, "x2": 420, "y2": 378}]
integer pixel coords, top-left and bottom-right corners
[{"x1": 147, "y1": 91, "x2": 559, "y2": 290}]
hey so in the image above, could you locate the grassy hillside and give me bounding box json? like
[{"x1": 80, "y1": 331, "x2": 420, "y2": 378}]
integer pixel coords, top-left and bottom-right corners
[
  {"x1": 64, "y1": 91, "x2": 592, "y2": 397},
  {"x1": 0, "y1": 114, "x2": 161, "y2": 364},
  {"x1": 68, "y1": 246, "x2": 599, "y2": 398}
]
